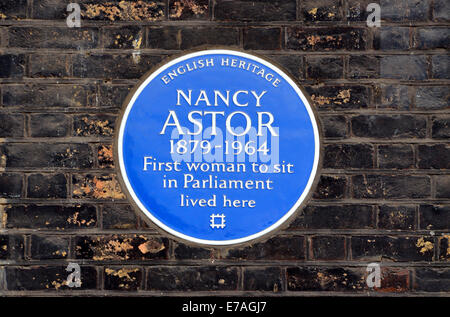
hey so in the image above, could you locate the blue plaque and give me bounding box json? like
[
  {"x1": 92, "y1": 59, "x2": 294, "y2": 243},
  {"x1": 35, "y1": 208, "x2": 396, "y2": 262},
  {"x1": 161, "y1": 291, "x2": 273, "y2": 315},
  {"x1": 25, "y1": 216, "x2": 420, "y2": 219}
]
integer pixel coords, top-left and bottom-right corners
[{"x1": 116, "y1": 49, "x2": 321, "y2": 245}]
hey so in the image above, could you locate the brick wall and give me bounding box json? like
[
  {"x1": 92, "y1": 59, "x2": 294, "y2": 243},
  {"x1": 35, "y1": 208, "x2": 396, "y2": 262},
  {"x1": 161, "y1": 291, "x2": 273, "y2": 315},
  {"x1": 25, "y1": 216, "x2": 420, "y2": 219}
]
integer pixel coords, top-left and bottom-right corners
[{"x1": 0, "y1": 0, "x2": 448, "y2": 296}]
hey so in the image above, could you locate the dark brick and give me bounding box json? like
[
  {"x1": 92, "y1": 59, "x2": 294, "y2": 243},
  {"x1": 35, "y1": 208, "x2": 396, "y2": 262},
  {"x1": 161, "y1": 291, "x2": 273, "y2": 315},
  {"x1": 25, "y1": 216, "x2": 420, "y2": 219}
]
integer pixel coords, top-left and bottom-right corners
[
  {"x1": 80, "y1": 1, "x2": 165, "y2": 21},
  {"x1": 104, "y1": 267, "x2": 142, "y2": 291},
  {"x1": 99, "y1": 85, "x2": 133, "y2": 108},
  {"x1": 419, "y1": 205, "x2": 449, "y2": 230},
  {"x1": 431, "y1": 55, "x2": 449, "y2": 79},
  {"x1": 351, "y1": 236, "x2": 434, "y2": 261},
  {"x1": 4, "y1": 204, "x2": 97, "y2": 230},
  {"x1": 0, "y1": 235, "x2": 24, "y2": 260},
  {"x1": 306, "y1": 56, "x2": 343, "y2": 80},
  {"x1": 287, "y1": 267, "x2": 366, "y2": 291},
  {"x1": 30, "y1": 54, "x2": 71, "y2": 78},
  {"x1": 179, "y1": 27, "x2": 240, "y2": 49},
  {"x1": 0, "y1": 143, "x2": 93, "y2": 168},
  {"x1": 169, "y1": 0, "x2": 208, "y2": 20},
  {"x1": 347, "y1": 0, "x2": 373, "y2": 22},
  {"x1": 0, "y1": 54, "x2": 25, "y2": 78},
  {"x1": 0, "y1": 114, "x2": 24, "y2": 137},
  {"x1": 103, "y1": 26, "x2": 144, "y2": 49},
  {"x1": 324, "y1": 144, "x2": 374, "y2": 169},
  {"x1": 287, "y1": 27, "x2": 368, "y2": 51},
  {"x1": 378, "y1": 145, "x2": 414, "y2": 169},
  {"x1": 314, "y1": 175, "x2": 347, "y2": 199},
  {"x1": 435, "y1": 176, "x2": 450, "y2": 198},
  {"x1": 243, "y1": 27, "x2": 282, "y2": 50},
  {"x1": 380, "y1": 55, "x2": 428, "y2": 80},
  {"x1": 30, "y1": 114, "x2": 70, "y2": 137},
  {"x1": 310, "y1": 236, "x2": 346, "y2": 260},
  {"x1": 225, "y1": 236, "x2": 305, "y2": 260},
  {"x1": 72, "y1": 174, "x2": 125, "y2": 200},
  {"x1": 0, "y1": 0, "x2": 27, "y2": 19},
  {"x1": 244, "y1": 267, "x2": 283, "y2": 292},
  {"x1": 415, "y1": 86, "x2": 449, "y2": 110},
  {"x1": 414, "y1": 268, "x2": 450, "y2": 292},
  {"x1": 320, "y1": 115, "x2": 348, "y2": 139},
  {"x1": 147, "y1": 266, "x2": 238, "y2": 291},
  {"x1": 214, "y1": 0, "x2": 296, "y2": 21},
  {"x1": 414, "y1": 27, "x2": 450, "y2": 49},
  {"x1": 73, "y1": 114, "x2": 116, "y2": 137},
  {"x1": 27, "y1": 174, "x2": 67, "y2": 199},
  {"x1": 352, "y1": 175, "x2": 430, "y2": 199},
  {"x1": 374, "y1": 85, "x2": 410, "y2": 110},
  {"x1": 289, "y1": 204, "x2": 374, "y2": 229},
  {"x1": 417, "y1": 144, "x2": 450, "y2": 169},
  {"x1": 351, "y1": 115, "x2": 426, "y2": 139},
  {"x1": 102, "y1": 204, "x2": 137, "y2": 230},
  {"x1": 348, "y1": 55, "x2": 380, "y2": 79},
  {"x1": 378, "y1": 205, "x2": 416, "y2": 230},
  {"x1": 381, "y1": 0, "x2": 430, "y2": 22},
  {"x1": 307, "y1": 85, "x2": 370, "y2": 110},
  {"x1": 75, "y1": 235, "x2": 168, "y2": 260},
  {"x1": 173, "y1": 243, "x2": 214, "y2": 260},
  {"x1": 6, "y1": 266, "x2": 97, "y2": 290},
  {"x1": 302, "y1": 0, "x2": 342, "y2": 22},
  {"x1": 433, "y1": 0, "x2": 450, "y2": 21},
  {"x1": 98, "y1": 145, "x2": 114, "y2": 169},
  {"x1": 266, "y1": 54, "x2": 304, "y2": 80},
  {"x1": 8, "y1": 27, "x2": 100, "y2": 49},
  {"x1": 32, "y1": 0, "x2": 67, "y2": 19},
  {"x1": 30, "y1": 235, "x2": 69, "y2": 260},
  {"x1": 376, "y1": 267, "x2": 411, "y2": 293},
  {"x1": 147, "y1": 26, "x2": 180, "y2": 50},
  {"x1": 432, "y1": 116, "x2": 450, "y2": 139},
  {"x1": 373, "y1": 27, "x2": 410, "y2": 50},
  {"x1": 0, "y1": 173, "x2": 22, "y2": 198},
  {"x1": 2, "y1": 84, "x2": 96, "y2": 108},
  {"x1": 439, "y1": 236, "x2": 450, "y2": 261}
]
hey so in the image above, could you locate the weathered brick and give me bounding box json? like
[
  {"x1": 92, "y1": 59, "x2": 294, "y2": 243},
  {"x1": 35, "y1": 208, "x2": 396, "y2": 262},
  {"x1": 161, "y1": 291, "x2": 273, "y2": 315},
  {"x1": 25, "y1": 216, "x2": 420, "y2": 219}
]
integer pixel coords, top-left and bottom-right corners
[
  {"x1": 0, "y1": 0, "x2": 27, "y2": 19},
  {"x1": 29, "y1": 54, "x2": 71, "y2": 78},
  {"x1": 313, "y1": 175, "x2": 347, "y2": 199},
  {"x1": 6, "y1": 266, "x2": 98, "y2": 290},
  {"x1": 287, "y1": 267, "x2": 366, "y2": 291},
  {"x1": 75, "y1": 235, "x2": 168, "y2": 261},
  {"x1": 433, "y1": 0, "x2": 450, "y2": 21},
  {"x1": 289, "y1": 204, "x2": 374, "y2": 229},
  {"x1": 414, "y1": 27, "x2": 450, "y2": 49},
  {"x1": 380, "y1": 55, "x2": 428, "y2": 80},
  {"x1": 243, "y1": 27, "x2": 282, "y2": 50},
  {"x1": 102, "y1": 204, "x2": 138, "y2": 230},
  {"x1": 431, "y1": 55, "x2": 449, "y2": 79},
  {"x1": 32, "y1": 0, "x2": 67, "y2": 19},
  {"x1": 173, "y1": 243, "x2": 214, "y2": 260},
  {"x1": 376, "y1": 267, "x2": 410, "y2": 293},
  {"x1": 99, "y1": 85, "x2": 133, "y2": 108},
  {"x1": 98, "y1": 145, "x2": 114, "y2": 169},
  {"x1": 352, "y1": 175, "x2": 431, "y2": 199},
  {"x1": 378, "y1": 205, "x2": 416, "y2": 230},
  {"x1": 320, "y1": 115, "x2": 348, "y2": 139},
  {"x1": 374, "y1": 85, "x2": 410, "y2": 110},
  {"x1": 351, "y1": 115, "x2": 426, "y2": 139},
  {"x1": 378, "y1": 145, "x2": 415, "y2": 169},
  {"x1": 266, "y1": 54, "x2": 304, "y2": 80},
  {"x1": 324, "y1": 144, "x2": 374, "y2": 169},
  {"x1": 415, "y1": 86, "x2": 449, "y2": 110},
  {"x1": 307, "y1": 85, "x2": 369, "y2": 110},
  {"x1": 72, "y1": 174, "x2": 125, "y2": 200},
  {"x1": 347, "y1": 0, "x2": 373, "y2": 21},
  {"x1": 0, "y1": 114, "x2": 24, "y2": 137},
  {"x1": 417, "y1": 144, "x2": 450, "y2": 169},
  {"x1": 373, "y1": 27, "x2": 410, "y2": 50},
  {"x1": 224, "y1": 236, "x2": 305, "y2": 260},
  {"x1": 103, "y1": 26, "x2": 144, "y2": 49},
  {"x1": 419, "y1": 205, "x2": 449, "y2": 230},
  {"x1": 30, "y1": 114, "x2": 70, "y2": 137},
  {"x1": 348, "y1": 55, "x2": 379, "y2": 79},
  {"x1": 8, "y1": 27, "x2": 100, "y2": 49},
  {"x1": 306, "y1": 56, "x2": 343, "y2": 79},
  {"x1": 0, "y1": 143, "x2": 93, "y2": 168},
  {"x1": 302, "y1": 0, "x2": 342, "y2": 22},
  {"x1": 0, "y1": 54, "x2": 25, "y2": 78},
  {"x1": 435, "y1": 175, "x2": 450, "y2": 198},
  {"x1": 147, "y1": 266, "x2": 238, "y2": 291},
  {"x1": 0, "y1": 235, "x2": 24, "y2": 260},
  {"x1": 414, "y1": 268, "x2": 450, "y2": 292},
  {"x1": 287, "y1": 27, "x2": 368, "y2": 51},
  {"x1": 381, "y1": 0, "x2": 430, "y2": 21},
  {"x1": 30, "y1": 235, "x2": 69, "y2": 260},
  {"x1": 27, "y1": 174, "x2": 67, "y2": 199},
  {"x1": 169, "y1": 0, "x2": 208, "y2": 20},
  {"x1": 104, "y1": 266, "x2": 142, "y2": 291},
  {"x1": 243, "y1": 267, "x2": 283, "y2": 292},
  {"x1": 73, "y1": 114, "x2": 116, "y2": 137},
  {"x1": 214, "y1": 0, "x2": 296, "y2": 21},
  {"x1": 310, "y1": 236, "x2": 346, "y2": 260},
  {"x1": 147, "y1": 26, "x2": 180, "y2": 50},
  {"x1": 351, "y1": 236, "x2": 434, "y2": 261},
  {"x1": 0, "y1": 173, "x2": 22, "y2": 198},
  {"x1": 438, "y1": 235, "x2": 450, "y2": 261},
  {"x1": 81, "y1": 1, "x2": 165, "y2": 21},
  {"x1": 4, "y1": 204, "x2": 97, "y2": 230}
]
